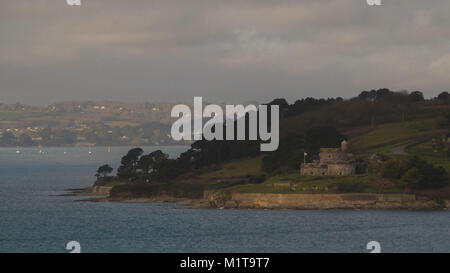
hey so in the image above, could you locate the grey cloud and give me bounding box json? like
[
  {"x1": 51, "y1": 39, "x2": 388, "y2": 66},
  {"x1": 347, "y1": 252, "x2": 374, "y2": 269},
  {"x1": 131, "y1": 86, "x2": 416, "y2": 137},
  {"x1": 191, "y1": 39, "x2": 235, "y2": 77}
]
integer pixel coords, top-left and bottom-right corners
[{"x1": 1, "y1": 0, "x2": 450, "y2": 105}]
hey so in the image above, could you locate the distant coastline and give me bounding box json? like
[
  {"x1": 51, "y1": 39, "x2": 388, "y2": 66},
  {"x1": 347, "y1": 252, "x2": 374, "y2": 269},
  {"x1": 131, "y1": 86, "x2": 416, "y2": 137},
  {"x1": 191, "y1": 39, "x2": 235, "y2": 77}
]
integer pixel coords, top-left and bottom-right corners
[{"x1": 65, "y1": 90, "x2": 450, "y2": 211}]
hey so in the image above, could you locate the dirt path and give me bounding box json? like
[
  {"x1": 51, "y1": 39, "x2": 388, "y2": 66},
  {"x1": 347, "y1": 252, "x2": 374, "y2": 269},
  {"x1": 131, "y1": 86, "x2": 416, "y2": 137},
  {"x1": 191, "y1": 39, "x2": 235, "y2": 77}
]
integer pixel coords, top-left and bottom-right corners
[{"x1": 391, "y1": 144, "x2": 408, "y2": 155}]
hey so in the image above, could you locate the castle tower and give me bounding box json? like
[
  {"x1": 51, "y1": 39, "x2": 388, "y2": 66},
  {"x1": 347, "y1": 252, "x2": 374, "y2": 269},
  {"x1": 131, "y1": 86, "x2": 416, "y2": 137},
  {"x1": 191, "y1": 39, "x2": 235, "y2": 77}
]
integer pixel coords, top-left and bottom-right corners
[{"x1": 341, "y1": 140, "x2": 348, "y2": 152}]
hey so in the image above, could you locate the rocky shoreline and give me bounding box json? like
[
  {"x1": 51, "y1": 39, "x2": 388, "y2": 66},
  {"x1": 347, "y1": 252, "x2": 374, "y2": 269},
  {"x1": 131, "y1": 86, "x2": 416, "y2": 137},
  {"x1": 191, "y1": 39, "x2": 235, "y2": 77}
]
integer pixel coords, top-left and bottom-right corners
[
  {"x1": 65, "y1": 186, "x2": 450, "y2": 210},
  {"x1": 200, "y1": 191, "x2": 450, "y2": 210}
]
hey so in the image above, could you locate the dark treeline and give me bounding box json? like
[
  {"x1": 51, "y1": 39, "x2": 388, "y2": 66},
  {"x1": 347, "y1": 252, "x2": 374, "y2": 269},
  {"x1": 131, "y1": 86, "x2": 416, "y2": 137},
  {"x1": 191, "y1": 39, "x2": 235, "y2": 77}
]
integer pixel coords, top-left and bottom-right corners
[
  {"x1": 281, "y1": 89, "x2": 450, "y2": 137},
  {"x1": 97, "y1": 89, "x2": 450, "y2": 183}
]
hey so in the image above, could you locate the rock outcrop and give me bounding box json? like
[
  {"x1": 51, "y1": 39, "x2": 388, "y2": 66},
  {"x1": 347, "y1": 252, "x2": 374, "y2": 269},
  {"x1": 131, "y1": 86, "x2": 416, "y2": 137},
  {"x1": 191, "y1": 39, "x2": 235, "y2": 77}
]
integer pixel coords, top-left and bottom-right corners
[{"x1": 201, "y1": 191, "x2": 448, "y2": 210}]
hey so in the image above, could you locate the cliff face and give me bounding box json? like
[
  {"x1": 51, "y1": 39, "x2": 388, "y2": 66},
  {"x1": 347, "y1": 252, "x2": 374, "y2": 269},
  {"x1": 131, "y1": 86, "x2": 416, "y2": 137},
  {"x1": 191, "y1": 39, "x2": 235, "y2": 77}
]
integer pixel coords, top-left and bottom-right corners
[{"x1": 202, "y1": 191, "x2": 448, "y2": 209}]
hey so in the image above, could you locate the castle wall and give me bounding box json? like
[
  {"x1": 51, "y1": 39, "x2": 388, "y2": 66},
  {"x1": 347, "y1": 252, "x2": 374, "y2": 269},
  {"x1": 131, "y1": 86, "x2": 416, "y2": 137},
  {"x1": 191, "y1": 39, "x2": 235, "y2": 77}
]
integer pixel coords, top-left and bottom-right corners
[
  {"x1": 327, "y1": 164, "x2": 356, "y2": 176},
  {"x1": 300, "y1": 141, "x2": 356, "y2": 176},
  {"x1": 300, "y1": 164, "x2": 327, "y2": 176},
  {"x1": 320, "y1": 150, "x2": 348, "y2": 164}
]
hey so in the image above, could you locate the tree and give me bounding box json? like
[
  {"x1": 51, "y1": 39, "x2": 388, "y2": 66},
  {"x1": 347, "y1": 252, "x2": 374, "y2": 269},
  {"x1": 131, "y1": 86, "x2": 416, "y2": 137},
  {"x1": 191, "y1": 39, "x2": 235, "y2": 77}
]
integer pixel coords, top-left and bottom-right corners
[
  {"x1": 150, "y1": 157, "x2": 181, "y2": 181},
  {"x1": 0, "y1": 131, "x2": 16, "y2": 146},
  {"x1": 267, "y1": 98, "x2": 290, "y2": 116},
  {"x1": 117, "y1": 148, "x2": 144, "y2": 180},
  {"x1": 120, "y1": 148, "x2": 143, "y2": 169},
  {"x1": 437, "y1": 91, "x2": 449, "y2": 101},
  {"x1": 137, "y1": 151, "x2": 167, "y2": 174},
  {"x1": 304, "y1": 126, "x2": 344, "y2": 155},
  {"x1": 358, "y1": 88, "x2": 393, "y2": 101},
  {"x1": 409, "y1": 91, "x2": 424, "y2": 102},
  {"x1": 117, "y1": 165, "x2": 135, "y2": 180},
  {"x1": 401, "y1": 167, "x2": 423, "y2": 188},
  {"x1": 137, "y1": 154, "x2": 153, "y2": 174},
  {"x1": 380, "y1": 159, "x2": 403, "y2": 179},
  {"x1": 382, "y1": 156, "x2": 450, "y2": 189},
  {"x1": 437, "y1": 112, "x2": 450, "y2": 129},
  {"x1": 18, "y1": 133, "x2": 34, "y2": 146},
  {"x1": 96, "y1": 164, "x2": 113, "y2": 178}
]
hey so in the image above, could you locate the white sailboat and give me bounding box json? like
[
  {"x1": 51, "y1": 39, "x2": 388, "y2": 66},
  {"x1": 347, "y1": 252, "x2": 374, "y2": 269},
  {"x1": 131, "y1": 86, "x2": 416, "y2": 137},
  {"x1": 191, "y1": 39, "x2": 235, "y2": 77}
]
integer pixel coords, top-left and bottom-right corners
[
  {"x1": 88, "y1": 145, "x2": 92, "y2": 155},
  {"x1": 15, "y1": 146, "x2": 21, "y2": 154},
  {"x1": 107, "y1": 146, "x2": 111, "y2": 153}
]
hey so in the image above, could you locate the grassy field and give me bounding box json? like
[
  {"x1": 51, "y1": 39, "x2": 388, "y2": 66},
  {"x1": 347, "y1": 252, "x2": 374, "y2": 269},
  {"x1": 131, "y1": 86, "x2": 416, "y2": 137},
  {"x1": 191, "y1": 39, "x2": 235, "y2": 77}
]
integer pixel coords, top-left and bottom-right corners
[
  {"x1": 348, "y1": 119, "x2": 450, "y2": 171},
  {"x1": 407, "y1": 140, "x2": 450, "y2": 172},
  {"x1": 221, "y1": 173, "x2": 402, "y2": 194},
  {"x1": 350, "y1": 119, "x2": 441, "y2": 151},
  {"x1": 198, "y1": 156, "x2": 264, "y2": 179}
]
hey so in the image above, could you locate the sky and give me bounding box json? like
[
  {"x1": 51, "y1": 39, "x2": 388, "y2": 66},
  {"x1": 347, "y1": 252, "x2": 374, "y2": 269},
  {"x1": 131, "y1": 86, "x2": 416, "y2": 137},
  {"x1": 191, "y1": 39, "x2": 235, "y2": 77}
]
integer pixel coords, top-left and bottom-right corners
[{"x1": 1, "y1": 0, "x2": 450, "y2": 105}]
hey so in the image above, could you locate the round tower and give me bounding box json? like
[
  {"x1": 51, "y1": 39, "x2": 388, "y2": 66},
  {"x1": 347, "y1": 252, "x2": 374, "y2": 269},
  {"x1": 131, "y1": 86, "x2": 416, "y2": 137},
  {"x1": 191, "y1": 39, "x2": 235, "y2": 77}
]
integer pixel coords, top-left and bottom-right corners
[{"x1": 341, "y1": 140, "x2": 348, "y2": 152}]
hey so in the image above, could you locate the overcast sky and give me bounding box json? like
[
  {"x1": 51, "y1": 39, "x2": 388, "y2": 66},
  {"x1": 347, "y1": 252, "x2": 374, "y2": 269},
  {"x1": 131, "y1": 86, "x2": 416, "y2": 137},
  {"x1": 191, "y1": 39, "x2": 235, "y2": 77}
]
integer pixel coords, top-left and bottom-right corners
[{"x1": 1, "y1": 0, "x2": 450, "y2": 105}]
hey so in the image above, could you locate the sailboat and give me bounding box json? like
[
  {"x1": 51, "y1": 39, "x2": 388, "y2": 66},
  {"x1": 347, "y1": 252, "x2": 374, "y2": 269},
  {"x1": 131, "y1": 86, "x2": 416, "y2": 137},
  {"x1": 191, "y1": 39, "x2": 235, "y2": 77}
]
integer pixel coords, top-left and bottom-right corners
[
  {"x1": 88, "y1": 145, "x2": 92, "y2": 155},
  {"x1": 107, "y1": 146, "x2": 111, "y2": 153},
  {"x1": 15, "y1": 146, "x2": 21, "y2": 154}
]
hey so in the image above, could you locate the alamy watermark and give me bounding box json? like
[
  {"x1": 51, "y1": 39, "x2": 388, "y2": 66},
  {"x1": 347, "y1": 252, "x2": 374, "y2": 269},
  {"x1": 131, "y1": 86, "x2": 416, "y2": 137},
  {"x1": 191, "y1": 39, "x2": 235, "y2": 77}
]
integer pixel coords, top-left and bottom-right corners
[
  {"x1": 65, "y1": 1, "x2": 381, "y2": 7},
  {"x1": 170, "y1": 97, "x2": 279, "y2": 151},
  {"x1": 65, "y1": 1, "x2": 382, "y2": 8},
  {"x1": 66, "y1": 0, "x2": 81, "y2": 6},
  {"x1": 66, "y1": 241, "x2": 81, "y2": 253},
  {"x1": 367, "y1": 0, "x2": 382, "y2": 6}
]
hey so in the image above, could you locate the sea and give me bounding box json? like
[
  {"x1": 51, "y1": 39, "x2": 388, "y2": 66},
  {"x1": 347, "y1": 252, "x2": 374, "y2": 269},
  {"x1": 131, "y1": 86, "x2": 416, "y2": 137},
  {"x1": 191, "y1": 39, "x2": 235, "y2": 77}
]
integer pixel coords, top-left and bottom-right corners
[{"x1": 0, "y1": 146, "x2": 448, "y2": 253}]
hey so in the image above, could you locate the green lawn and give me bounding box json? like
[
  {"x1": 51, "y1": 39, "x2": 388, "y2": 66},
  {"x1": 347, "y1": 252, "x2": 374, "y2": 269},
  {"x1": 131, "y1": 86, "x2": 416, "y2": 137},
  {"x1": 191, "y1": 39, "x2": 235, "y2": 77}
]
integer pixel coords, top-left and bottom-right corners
[
  {"x1": 367, "y1": 141, "x2": 412, "y2": 154},
  {"x1": 407, "y1": 140, "x2": 450, "y2": 172},
  {"x1": 350, "y1": 120, "x2": 440, "y2": 151},
  {"x1": 199, "y1": 156, "x2": 263, "y2": 179},
  {"x1": 353, "y1": 124, "x2": 450, "y2": 174},
  {"x1": 223, "y1": 173, "x2": 402, "y2": 194}
]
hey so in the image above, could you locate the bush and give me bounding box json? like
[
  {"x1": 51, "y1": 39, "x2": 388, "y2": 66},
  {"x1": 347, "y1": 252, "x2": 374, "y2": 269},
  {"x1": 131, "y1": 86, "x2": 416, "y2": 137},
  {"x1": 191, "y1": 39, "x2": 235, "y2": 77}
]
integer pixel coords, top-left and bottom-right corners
[
  {"x1": 117, "y1": 166, "x2": 135, "y2": 180},
  {"x1": 437, "y1": 112, "x2": 450, "y2": 129},
  {"x1": 401, "y1": 167, "x2": 423, "y2": 188},
  {"x1": 250, "y1": 175, "x2": 267, "y2": 184},
  {"x1": 381, "y1": 156, "x2": 449, "y2": 189},
  {"x1": 415, "y1": 163, "x2": 448, "y2": 189},
  {"x1": 380, "y1": 159, "x2": 403, "y2": 179}
]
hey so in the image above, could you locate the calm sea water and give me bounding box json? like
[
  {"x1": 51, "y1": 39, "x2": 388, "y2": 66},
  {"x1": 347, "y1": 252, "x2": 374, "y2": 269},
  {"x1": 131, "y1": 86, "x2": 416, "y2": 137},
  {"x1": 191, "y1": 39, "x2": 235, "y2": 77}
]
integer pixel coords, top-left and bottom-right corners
[{"x1": 0, "y1": 146, "x2": 448, "y2": 253}]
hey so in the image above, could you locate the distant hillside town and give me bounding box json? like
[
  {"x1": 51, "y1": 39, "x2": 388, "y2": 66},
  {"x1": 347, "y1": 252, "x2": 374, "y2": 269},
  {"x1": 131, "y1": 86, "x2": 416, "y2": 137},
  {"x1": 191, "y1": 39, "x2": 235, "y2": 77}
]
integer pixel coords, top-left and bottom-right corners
[{"x1": 0, "y1": 101, "x2": 191, "y2": 147}]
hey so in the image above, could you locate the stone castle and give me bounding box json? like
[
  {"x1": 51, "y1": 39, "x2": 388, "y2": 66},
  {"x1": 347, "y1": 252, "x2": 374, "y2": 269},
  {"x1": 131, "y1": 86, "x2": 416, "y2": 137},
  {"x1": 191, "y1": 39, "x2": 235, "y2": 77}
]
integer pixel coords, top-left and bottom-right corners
[{"x1": 300, "y1": 140, "x2": 356, "y2": 176}]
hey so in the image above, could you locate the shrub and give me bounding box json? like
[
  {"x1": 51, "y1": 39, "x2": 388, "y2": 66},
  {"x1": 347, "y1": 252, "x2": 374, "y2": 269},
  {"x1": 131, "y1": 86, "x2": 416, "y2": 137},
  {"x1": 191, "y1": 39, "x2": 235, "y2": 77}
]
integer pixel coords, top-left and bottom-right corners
[
  {"x1": 401, "y1": 167, "x2": 423, "y2": 188},
  {"x1": 380, "y1": 159, "x2": 403, "y2": 179},
  {"x1": 380, "y1": 156, "x2": 448, "y2": 189},
  {"x1": 400, "y1": 157, "x2": 448, "y2": 189}
]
